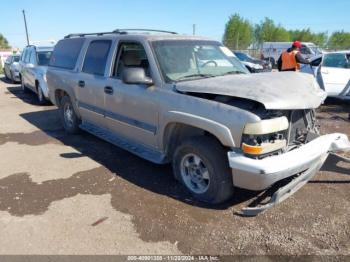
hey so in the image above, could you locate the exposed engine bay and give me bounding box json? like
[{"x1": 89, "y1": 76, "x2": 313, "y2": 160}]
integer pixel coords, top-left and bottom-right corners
[{"x1": 190, "y1": 93, "x2": 320, "y2": 159}]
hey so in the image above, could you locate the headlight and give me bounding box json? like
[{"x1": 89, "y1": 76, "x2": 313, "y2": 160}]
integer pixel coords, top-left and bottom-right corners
[
  {"x1": 241, "y1": 117, "x2": 289, "y2": 156},
  {"x1": 243, "y1": 117, "x2": 289, "y2": 135}
]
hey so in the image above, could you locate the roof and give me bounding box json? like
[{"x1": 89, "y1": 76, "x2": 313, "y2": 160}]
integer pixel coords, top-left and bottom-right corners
[
  {"x1": 24, "y1": 45, "x2": 54, "y2": 52},
  {"x1": 63, "y1": 29, "x2": 215, "y2": 42}
]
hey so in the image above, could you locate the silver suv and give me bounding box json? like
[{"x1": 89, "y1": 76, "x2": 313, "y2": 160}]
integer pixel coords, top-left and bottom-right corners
[
  {"x1": 19, "y1": 44, "x2": 54, "y2": 104},
  {"x1": 47, "y1": 29, "x2": 350, "y2": 215}
]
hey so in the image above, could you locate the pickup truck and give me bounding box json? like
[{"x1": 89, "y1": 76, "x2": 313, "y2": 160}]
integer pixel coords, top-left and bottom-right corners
[{"x1": 46, "y1": 29, "x2": 350, "y2": 215}]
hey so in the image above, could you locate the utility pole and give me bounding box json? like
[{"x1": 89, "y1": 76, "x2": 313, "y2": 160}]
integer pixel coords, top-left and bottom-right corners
[
  {"x1": 236, "y1": 31, "x2": 239, "y2": 50},
  {"x1": 192, "y1": 24, "x2": 196, "y2": 35},
  {"x1": 22, "y1": 10, "x2": 30, "y2": 45}
]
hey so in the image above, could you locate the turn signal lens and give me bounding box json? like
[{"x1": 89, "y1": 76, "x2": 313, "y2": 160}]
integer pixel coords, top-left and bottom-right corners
[{"x1": 242, "y1": 143, "x2": 263, "y2": 155}]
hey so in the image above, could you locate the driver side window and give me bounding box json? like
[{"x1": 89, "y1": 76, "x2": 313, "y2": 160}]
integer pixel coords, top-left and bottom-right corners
[{"x1": 113, "y1": 42, "x2": 151, "y2": 78}]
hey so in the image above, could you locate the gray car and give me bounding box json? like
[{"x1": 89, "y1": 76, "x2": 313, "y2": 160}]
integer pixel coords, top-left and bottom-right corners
[
  {"x1": 4, "y1": 54, "x2": 21, "y2": 83},
  {"x1": 46, "y1": 29, "x2": 350, "y2": 215},
  {"x1": 19, "y1": 44, "x2": 54, "y2": 104}
]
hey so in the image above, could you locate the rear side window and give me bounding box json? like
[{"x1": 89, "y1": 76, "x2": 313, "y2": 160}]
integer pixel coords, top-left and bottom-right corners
[
  {"x1": 82, "y1": 40, "x2": 111, "y2": 76},
  {"x1": 49, "y1": 38, "x2": 84, "y2": 69},
  {"x1": 21, "y1": 49, "x2": 27, "y2": 61}
]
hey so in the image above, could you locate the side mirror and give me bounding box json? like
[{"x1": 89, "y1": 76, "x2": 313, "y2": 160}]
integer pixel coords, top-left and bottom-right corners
[{"x1": 122, "y1": 67, "x2": 153, "y2": 86}]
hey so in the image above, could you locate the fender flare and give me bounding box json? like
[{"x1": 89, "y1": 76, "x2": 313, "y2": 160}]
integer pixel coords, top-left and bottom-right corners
[{"x1": 162, "y1": 111, "x2": 236, "y2": 148}]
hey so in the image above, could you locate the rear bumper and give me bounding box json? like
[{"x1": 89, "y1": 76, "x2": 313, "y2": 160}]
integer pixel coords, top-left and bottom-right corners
[
  {"x1": 228, "y1": 133, "x2": 350, "y2": 191},
  {"x1": 228, "y1": 133, "x2": 350, "y2": 215}
]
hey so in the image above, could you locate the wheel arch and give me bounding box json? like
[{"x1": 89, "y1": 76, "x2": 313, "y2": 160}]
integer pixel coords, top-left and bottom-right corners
[
  {"x1": 55, "y1": 89, "x2": 82, "y2": 119},
  {"x1": 161, "y1": 112, "x2": 235, "y2": 161}
]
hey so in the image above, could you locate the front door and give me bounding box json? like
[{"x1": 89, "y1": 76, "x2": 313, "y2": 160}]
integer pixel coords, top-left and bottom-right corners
[
  {"x1": 104, "y1": 41, "x2": 159, "y2": 149},
  {"x1": 76, "y1": 40, "x2": 113, "y2": 127},
  {"x1": 320, "y1": 53, "x2": 350, "y2": 96}
]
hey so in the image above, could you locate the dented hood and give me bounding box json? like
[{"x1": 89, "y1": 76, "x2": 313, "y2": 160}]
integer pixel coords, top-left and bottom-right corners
[{"x1": 175, "y1": 72, "x2": 327, "y2": 109}]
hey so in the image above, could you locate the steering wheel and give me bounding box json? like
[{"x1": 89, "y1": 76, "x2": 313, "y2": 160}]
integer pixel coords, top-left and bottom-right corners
[{"x1": 201, "y1": 60, "x2": 218, "y2": 67}]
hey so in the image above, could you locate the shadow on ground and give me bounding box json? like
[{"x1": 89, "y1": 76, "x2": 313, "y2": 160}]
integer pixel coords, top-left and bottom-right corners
[
  {"x1": 1, "y1": 88, "x2": 258, "y2": 213},
  {"x1": 2, "y1": 84, "x2": 349, "y2": 214}
]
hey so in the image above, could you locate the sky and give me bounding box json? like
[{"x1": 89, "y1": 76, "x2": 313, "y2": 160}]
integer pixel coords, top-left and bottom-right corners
[{"x1": 2, "y1": 0, "x2": 350, "y2": 49}]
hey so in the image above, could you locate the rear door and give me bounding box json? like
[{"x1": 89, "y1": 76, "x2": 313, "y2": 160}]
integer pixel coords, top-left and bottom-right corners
[
  {"x1": 27, "y1": 48, "x2": 37, "y2": 90},
  {"x1": 21, "y1": 48, "x2": 32, "y2": 86},
  {"x1": 320, "y1": 53, "x2": 350, "y2": 96},
  {"x1": 76, "y1": 39, "x2": 113, "y2": 127}
]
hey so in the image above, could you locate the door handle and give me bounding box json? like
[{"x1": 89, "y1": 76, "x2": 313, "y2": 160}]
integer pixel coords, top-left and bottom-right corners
[
  {"x1": 78, "y1": 80, "x2": 85, "y2": 88},
  {"x1": 104, "y1": 86, "x2": 114, "y2": 95}
]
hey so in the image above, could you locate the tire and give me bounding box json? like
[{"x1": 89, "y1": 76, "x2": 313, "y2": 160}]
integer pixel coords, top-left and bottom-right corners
[
  {"x1": 59, "y1": 95, "x2": 81, "y2": 134},
  {"x1": 4, "y1": 70, "x2": 9, "y2": 80},
  {"x1": 10, "y1": 71, "x2": 15, "y2": 84},
  {"x1": 37, "y1": 83, "x2": 48, "y2": 105},
  {"x1": 21, "y1": 76, "x2": 28, "y2": 93},
  {"x1": 172, "y1": 136, "x2": 234, "y2": 204}
]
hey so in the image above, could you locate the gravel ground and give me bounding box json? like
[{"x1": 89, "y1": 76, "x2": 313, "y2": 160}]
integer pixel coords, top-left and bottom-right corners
[{"x1": 0, "y1": 77, "x2": 349, "y2": 255}]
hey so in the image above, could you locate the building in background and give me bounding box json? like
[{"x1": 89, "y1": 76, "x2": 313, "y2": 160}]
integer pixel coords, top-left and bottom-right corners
[{"x1": 0, "y1": 48, "x2": 20, "y2": 68}]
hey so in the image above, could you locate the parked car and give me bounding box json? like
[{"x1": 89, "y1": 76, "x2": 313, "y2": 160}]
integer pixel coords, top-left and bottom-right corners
[
  {"x1": 19, "y1": 44, "x2": 54, "y2": 104},
  {"x1": 4, "y1": 54, "x2": 21, "y2": 83},
  {"x1": 47, "y1": 29, "x2": 350, "y2": 215},
  {"x1": 234, "y1": 51, "x2": 271, "y2": 73},
  {"x1": 261, "y1": 42, "x2": 323, "y2": 67},
  {"x1": 301, "y1": 51, "x2": 350, "y2": 99}
]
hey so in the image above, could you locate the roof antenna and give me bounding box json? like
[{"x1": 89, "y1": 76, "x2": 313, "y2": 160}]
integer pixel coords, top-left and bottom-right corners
[{"x1": 22, "y1": 10, "x2": 30, "y2": 45}]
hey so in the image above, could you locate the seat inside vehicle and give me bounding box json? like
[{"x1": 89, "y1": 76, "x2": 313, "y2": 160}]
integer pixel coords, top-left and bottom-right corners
[{"x1": 116, "y1": 45, "x2": 150, "y2": 77}]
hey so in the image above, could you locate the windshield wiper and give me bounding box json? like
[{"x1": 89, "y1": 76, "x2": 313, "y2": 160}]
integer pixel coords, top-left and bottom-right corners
[
  {"x1": 176, "y1": 73, "x2": 216, "y2": 82},
  {"x1": 220, "y1": 70, "x2": 245, "y2": 76}
]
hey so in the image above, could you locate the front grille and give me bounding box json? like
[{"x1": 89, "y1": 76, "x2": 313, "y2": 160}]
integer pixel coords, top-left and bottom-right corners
[{"x1": 287, "y1": 109, "x2": 318, "y2": 146}]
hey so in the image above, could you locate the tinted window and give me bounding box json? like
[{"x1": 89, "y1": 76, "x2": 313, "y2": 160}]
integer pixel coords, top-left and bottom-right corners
[
  {"x1": 21, "y1": 49, "x2": 27, "y2": 61},
  {"x1": 82, "y1": 40, "x2": 111, "y2": 76},
  {"x1": 37, "y1": 51, "x2": 52, "y2": 66},
  {"x1": 13, "y1": 56, "x2": 20, "y2": 62},
  {"x1": 29, "y1": 50, "x2": 36, "y2": 64},
  {"x1": 49, "y1": 38, "x2": 84, "y2": 69},
  {"x1": 24, "y1": 49, "x2": 31, "y2": 63},
  {"x1": 323, "y1": 53, "x2": 350, "y2": 69}
]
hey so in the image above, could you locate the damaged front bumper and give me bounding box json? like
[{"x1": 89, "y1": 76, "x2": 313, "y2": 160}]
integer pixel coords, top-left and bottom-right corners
[{"x1": 228, "y1": 133, "x2": 350, "y2": 216}]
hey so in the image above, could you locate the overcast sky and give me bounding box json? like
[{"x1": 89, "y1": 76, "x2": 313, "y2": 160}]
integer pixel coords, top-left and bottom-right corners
[{"x1": 2, "y1": 0, "x2": 349, "y2": 48}]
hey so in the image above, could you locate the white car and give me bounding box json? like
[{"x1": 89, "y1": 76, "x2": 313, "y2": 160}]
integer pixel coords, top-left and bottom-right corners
[
  {"x1": 4, "y1": 54, "x2": 21, "y2": 83},
  {"x1": 301, "y1": 51, "x2": 350, "y2": 99},
  {"x1": 19, "y1": 44, "x2": 54, "y2": 104}
]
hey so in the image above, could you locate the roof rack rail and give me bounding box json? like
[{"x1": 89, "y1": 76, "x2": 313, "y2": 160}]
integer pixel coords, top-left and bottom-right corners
[
  {"x1": 64, "y1": 28, "x2": 177, "y2": 38},
  {"x1": 113, "y1": 29, "x2": 178, "y2": 34}
]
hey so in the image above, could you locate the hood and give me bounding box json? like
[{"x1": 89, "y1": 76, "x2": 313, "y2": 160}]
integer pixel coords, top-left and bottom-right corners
[
  {"x1": 175, "y1": 72, "x2": 326, "y2": 110},
  {"x1": 242, "y1": 61, "x2": 263, "y2": 70}
]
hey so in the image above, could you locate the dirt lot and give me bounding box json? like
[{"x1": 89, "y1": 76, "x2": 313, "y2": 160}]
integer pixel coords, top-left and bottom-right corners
[{"x1": 0, "y1": 77, "x2": 349, "y2": 255}]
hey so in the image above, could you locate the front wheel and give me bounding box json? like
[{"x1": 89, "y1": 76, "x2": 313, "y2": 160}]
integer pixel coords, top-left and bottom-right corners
[
  {"x1": 37, "y1": 84, "x2": 48, "y2": 105},
  {"x1": 21, "y1": 76, "x2": 28, "y2": 93},
  {"x1": 172, "y1": 136, "x2": 234, "y2": 204},
  {"x1": 59, "y1": 95, "x2": 81, "y2": 134}
]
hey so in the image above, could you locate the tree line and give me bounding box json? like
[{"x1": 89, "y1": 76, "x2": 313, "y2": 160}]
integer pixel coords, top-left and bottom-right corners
[
  {"x1": 223, "y1": 14, "x2": 350, "y2": 50},
  {"x1": 0, "y1": 34, "x2": 10, "y2": 49}
]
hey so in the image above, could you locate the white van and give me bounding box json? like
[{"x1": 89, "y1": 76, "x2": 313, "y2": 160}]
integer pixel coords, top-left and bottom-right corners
[{"x1": 261, "y1": 42, "x2": 323, "y2": 66}]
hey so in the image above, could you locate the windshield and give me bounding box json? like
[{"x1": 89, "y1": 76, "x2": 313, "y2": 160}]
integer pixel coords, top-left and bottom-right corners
[
  {"x1": 234, "y1": 52, "x2": 255, "y2": 63},
  {"x1": 323, "y1": 53, "x2": 350, "y2": 69},
  {"x1": 13, "y1": 56, "x2": 20, "y2": 62},
  {"x1": 308, "y1": 45, "x2": 323, "y2": 55},
  {"x1": 152, "y1": 40, "x2": 248, "y2": 82},
  {"x1": 37, "y1": 51, "x2": 52, "y2": 66}
]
